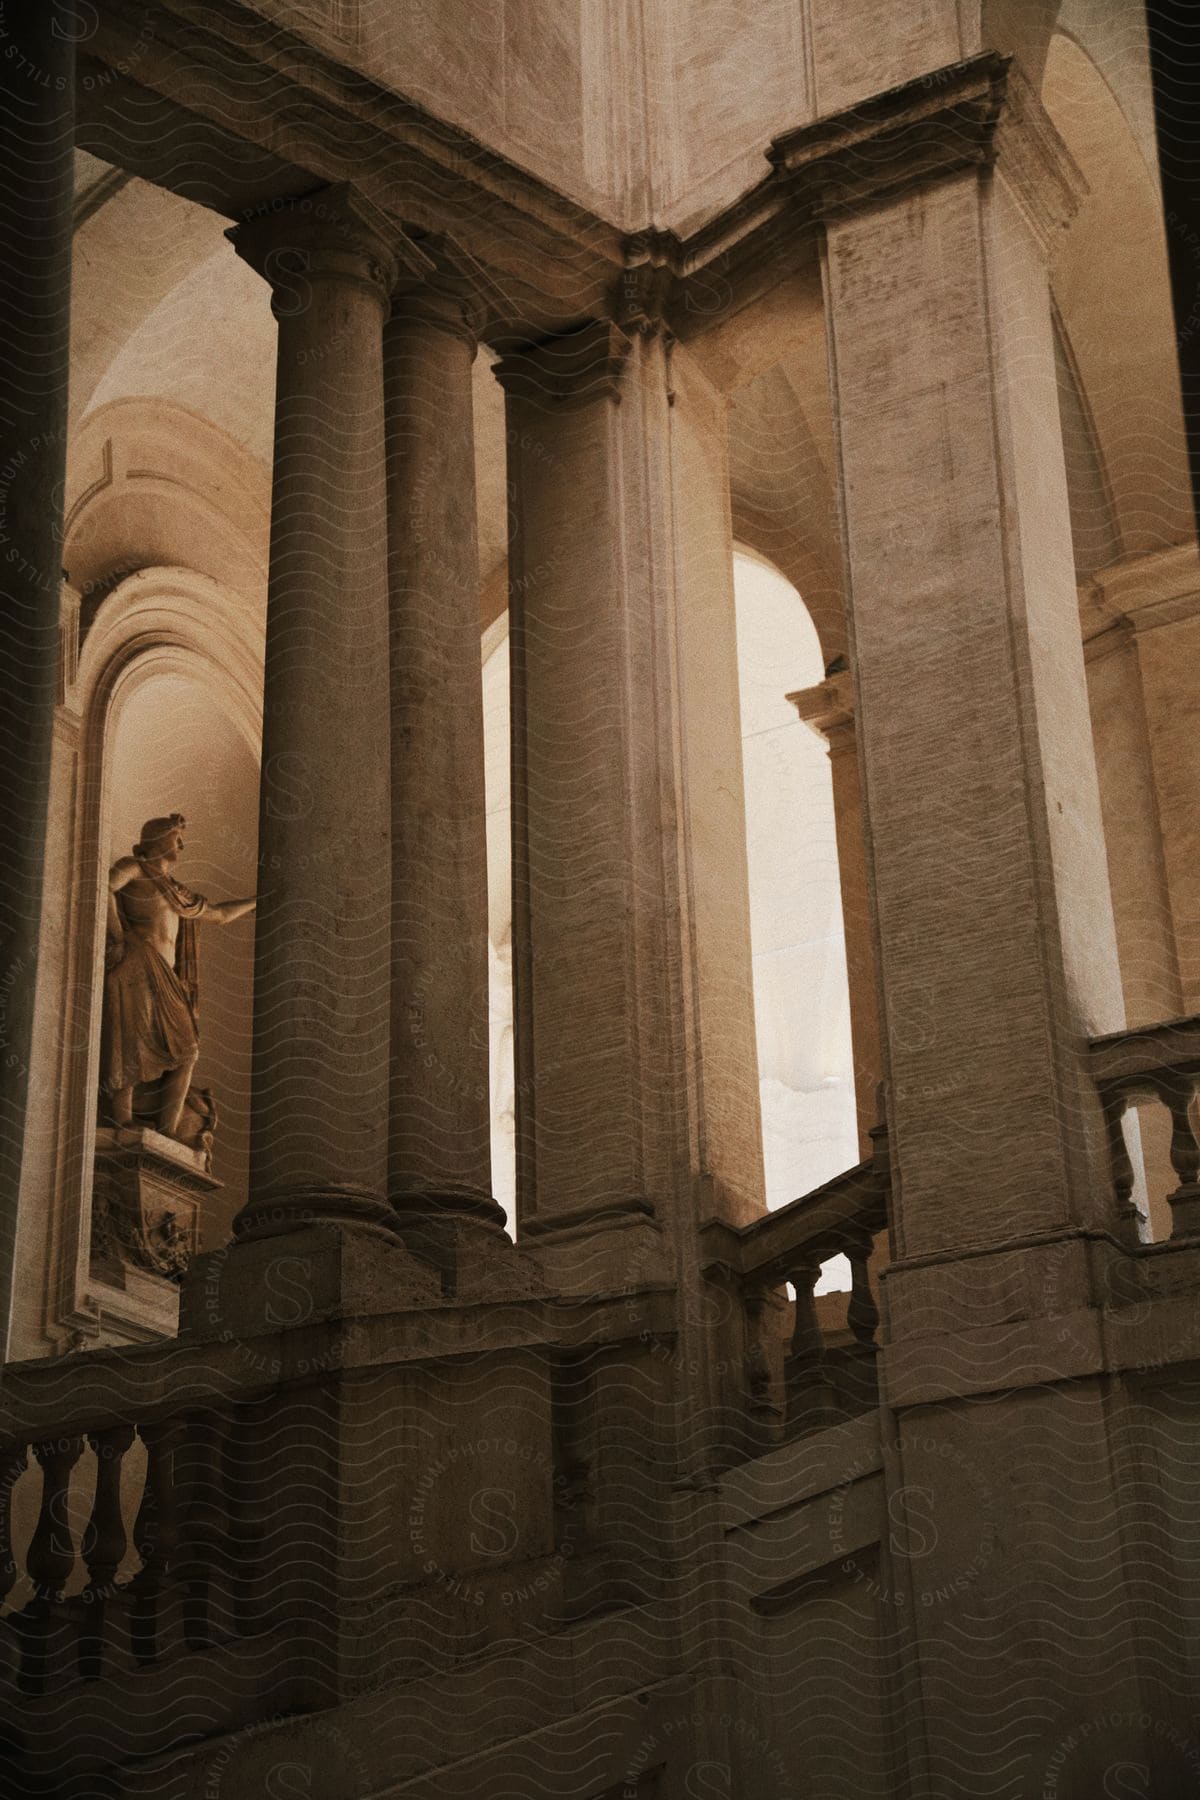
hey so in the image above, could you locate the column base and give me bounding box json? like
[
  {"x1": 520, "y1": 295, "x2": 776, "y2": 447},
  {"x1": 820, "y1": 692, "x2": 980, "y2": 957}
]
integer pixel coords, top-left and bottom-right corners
[
  {"x1": 388, "y1": 1191, "x2": 545, "y2": 1300},
  {"x1": 232, "y1": 1184, "x2": 400, "y2": 1244},
  {"x1": 518, "y1": 1198, "x2": 669, "y2": 1296},
  {"x1": 178, "y1": 1222, "x2": 442, "y2": 1339}
]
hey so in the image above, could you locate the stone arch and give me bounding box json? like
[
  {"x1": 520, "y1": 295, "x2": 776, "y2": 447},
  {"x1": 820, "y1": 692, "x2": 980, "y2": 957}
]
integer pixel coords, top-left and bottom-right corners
[
  {"x1": 731, "y1": 546, "x2": 862, "y2": 1211},
  {"x1": 11, "y1": 566, "x2": 264, "y2": 1360},
  {"x1": 728, "y1": 365, "x2": 846, "y2": 672},
  {"x1": 1041, "y1": 25, "x2": 1191, "y2": 561},
  {"x1": 65, "y1": 397, "x2": 270, "y2": 603}
]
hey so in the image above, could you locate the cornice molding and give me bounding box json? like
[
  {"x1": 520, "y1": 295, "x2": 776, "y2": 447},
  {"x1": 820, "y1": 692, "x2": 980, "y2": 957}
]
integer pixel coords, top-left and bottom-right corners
[
  {"x1": 88, "y1": 0, "x2": 626, "y2": 344},
  {"x1": 770, "y1": 53, "x2": 1083, "y2": 247},
  {"x1": 1080, "y1": 541, "x2": 1200, "y2": 646},
  {"x1": 787, "y1": 670, "x2": 855, "y2": 750},
  {"x1": 83, "y1": 17, "x2": 1084, "y2": 351}
]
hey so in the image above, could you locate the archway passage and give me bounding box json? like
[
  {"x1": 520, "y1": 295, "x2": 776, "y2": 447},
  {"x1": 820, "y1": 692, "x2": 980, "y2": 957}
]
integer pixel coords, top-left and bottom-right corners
[{"x1": 732, "y1": 551, "x2": 858, "y2": 1214}]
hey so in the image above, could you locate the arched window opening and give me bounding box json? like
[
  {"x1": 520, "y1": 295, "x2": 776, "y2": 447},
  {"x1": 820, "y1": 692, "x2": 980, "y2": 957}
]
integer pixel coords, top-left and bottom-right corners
[{"x1": 732, "y1": 550, "x2": 858, "y2": 1287}]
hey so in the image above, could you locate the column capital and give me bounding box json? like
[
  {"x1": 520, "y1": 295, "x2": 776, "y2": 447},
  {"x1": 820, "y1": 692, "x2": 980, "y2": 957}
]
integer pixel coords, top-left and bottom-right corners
[
  {"x1": 493, "y1": 320, "x2": 634, "y2": 410},
  {"x1": 769, "y1": 52, "x2": 1085, "y2": 248},
  {"x1": 618, "y1": 230, "x2": 681, "y2": 340},
  {"x1": 787, "y1": 668, "x2": 855, "y2": 754},
  {"x1": 227, "y1": 182, "x2": 434, "y2": 314},
  {"x1": 388, "y1": 282, "x2": 481, "y2": 355}
]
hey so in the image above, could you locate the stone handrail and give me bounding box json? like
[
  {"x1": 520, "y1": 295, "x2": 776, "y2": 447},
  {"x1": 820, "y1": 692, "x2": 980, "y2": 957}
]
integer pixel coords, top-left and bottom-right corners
[
  {"x1": 1089, "y1": 1013, "x2": 1200, "y2": 1241},
  {"x1": 703, "y1": 1128, "x2": 891, "y2": 1441},
  {"x1": 0, "y1": 1285, "x2": 674, "y2": 1718},
  {"x1": 701, "y1": 1144, "x2": 888, "y2": 1290}
]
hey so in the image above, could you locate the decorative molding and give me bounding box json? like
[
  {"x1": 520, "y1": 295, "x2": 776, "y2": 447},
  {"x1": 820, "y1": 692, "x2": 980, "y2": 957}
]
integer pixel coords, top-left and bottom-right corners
[
  {"x1": 1080, "y1": 541, "x2": 1200, "y2": 649},
  {"x1": 494, "y1": 321, "x2": 635, "y2": 410},
  {"x1": 770, "y1": 53, "x2": 1084, "y2": 243},
  {"x1": 769, "y1": 54, "x2": 1007, "y2": 208},
  {"x1": 618, "y1": 230, "x2": 681, "y2": 338},
  {"x1": 993, "y1": 63, "x2": 1088, "y2": 251},
  {"x1": 64, "y1": 437, "x2": 114, "y2": 540},
  {"x1": 87, "y1": 0, "x2": 625, "y2": 345},
  {"x1": 57, "y1": 582, "x2": 81, "y2": 708},
  {"x1": 83, "y1": 17, "x2": 1084, "y2": 350}
]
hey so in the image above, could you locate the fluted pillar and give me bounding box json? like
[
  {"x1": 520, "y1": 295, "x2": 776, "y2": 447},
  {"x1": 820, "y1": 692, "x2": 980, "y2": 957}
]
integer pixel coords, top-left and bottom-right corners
[
  {"x1": 383, "y1": 289, "x2": 506, "y2": 1242},
  {"x1": 0, "y1": 4, "x2": 75, "y2": 1338},
  {"x1": 227, "y1": 187, "x2": 419, "y2": 1239}
]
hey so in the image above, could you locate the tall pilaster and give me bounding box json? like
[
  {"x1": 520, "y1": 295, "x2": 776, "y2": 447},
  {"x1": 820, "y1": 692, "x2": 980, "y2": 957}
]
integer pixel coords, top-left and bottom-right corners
[
  {"x1": 0, "y1": 3, "x2": 75, "y2": 1349},
  {"x1": 383, "y1": 286, "x2": 509, "y2": 1252},
  {"x1": 496, "y1": 323, "x2": 764, "y2": 1285},
  {"x1": 805, "y1": 64, "x2": 1126, "y2": 1263},
  {"x1": 793, "y1": 60, "x2": 1151, "y2": 1789},
  {"x1": 227, "y1": 188, "x2": 416, "y2": 1239}
]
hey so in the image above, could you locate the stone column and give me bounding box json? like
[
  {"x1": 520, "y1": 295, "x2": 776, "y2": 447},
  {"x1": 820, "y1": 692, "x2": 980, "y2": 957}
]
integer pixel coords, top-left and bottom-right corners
[
  {"x1": 382, "y1": 287, "x2": 511, "y2": 1269},
  {"x1": 226, "y1": 188, "x2": 415, "y2": 1240},
  {"x1": 787, "y1": 672, "x2": 881, "y2": 1159},
  {"x1": 812, "y1": 71, "x2": 1126, "y2": 1264},
  {"x1": 496, "y1": 324, "x2": 764, "y2": 1287},
  {"x1": 0, "y1": 4, "x2": 75, "y2": 1337}
]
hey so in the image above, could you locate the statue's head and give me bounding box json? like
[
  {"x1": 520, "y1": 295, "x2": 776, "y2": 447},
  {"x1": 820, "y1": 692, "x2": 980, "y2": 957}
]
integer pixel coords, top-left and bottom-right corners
[{"x1": 135, "y1": 812, "x2": 187, "y2": 868}]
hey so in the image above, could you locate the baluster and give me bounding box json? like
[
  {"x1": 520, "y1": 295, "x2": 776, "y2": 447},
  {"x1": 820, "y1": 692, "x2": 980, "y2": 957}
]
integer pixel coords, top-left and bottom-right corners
[
  {"x1": 1150, "y1": 1069, "x2": 1200, "y2": 1239},
  {"x1": 1101, "y1": 1086, "x2": 1141, "y2": 1246},
  {"x1": 846, "y1": 1236, "x2": 880, "y2": 1348},
  {"x1": 0, "y1": 1446, "x2": 27, "y2": 1610},
  {"x1": 79, "y1": 1423, "x2": 135, "y2": 1681},
  {"x1": 223, "y1": 1398, "x2": 269, "y2": 1638},
  {"x1": 787, "y1": 1262, "x2": 831, "y2": 1436},
  {"x1": 178, "y1": 1412, "x2": 229, "y2": 1650},
  {"x1": 130, "y1": 1416, "x2": 183, "y2": 1665},
  {"x1": 28, "y1": 1438, "x2": 84, "y2": 1599},
  {"x1": 21, "y1": 1436, "x2": 84, "y2": 1694}
]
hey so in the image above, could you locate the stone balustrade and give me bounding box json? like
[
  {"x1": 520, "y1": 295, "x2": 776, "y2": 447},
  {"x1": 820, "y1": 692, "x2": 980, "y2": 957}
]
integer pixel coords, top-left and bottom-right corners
[
  {"x1": 0, "y1": 1284, "x2": 675, "y2": 1794},
  {"x1": 701, "y1": 1126, "x2": 890, "y2": 1449},
  {"x1": 1090, "y1": 1013, "x2": 1200, "y2": 1242},
  {"x1": 0, "y1": 1348, "x2": 279, "y2": 1702}
]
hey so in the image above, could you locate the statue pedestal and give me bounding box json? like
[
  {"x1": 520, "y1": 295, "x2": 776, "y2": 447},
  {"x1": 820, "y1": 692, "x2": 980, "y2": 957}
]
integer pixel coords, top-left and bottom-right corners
[{"x1": 90, "y1": 1127, "x2": 223, "y2": 1341}]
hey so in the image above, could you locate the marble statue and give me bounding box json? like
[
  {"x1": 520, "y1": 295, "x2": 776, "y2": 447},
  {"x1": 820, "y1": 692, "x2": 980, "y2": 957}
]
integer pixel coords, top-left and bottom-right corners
[{"x1": 102, "y1": 812, "x2": 256, "y2": 1140}]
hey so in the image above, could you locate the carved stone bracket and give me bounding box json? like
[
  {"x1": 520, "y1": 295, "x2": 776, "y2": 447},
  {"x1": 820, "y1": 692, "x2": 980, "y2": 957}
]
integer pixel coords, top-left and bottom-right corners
[{"x1": 618, "y1": 229, "x2": 682, "y2": 339}]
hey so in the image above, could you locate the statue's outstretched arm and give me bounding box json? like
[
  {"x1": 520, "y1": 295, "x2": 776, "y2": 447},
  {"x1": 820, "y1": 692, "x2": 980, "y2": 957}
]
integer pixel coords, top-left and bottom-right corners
[{"x1": 204, "y1": 896, "x2": 258, "y2": 925}]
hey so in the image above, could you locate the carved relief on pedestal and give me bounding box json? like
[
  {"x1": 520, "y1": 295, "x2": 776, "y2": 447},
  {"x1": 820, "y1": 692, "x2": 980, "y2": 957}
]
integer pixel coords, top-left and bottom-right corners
[{"x1": 91, "y1": 1126, "x2": 221, "y2": 1284}]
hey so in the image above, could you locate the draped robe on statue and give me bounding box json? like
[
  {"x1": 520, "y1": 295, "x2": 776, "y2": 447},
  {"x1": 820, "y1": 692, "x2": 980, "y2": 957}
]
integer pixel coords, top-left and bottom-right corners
[{"x1": 101, "y1": 865, "x2": 208, "y2": 1094}]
